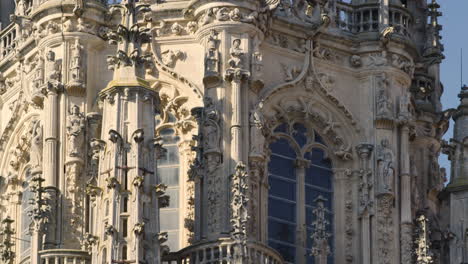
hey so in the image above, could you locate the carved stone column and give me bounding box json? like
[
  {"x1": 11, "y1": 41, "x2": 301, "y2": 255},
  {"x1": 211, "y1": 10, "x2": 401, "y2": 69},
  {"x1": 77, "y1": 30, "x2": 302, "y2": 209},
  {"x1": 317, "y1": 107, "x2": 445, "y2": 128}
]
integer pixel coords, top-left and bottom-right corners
[
  {"x1": 295, "y1": 158, "x2": 310, "y2": 264},
  {"x1": 225, "y1": 38, "x2": 250, "y2": 166},
  {"x1": 356, "y1": 144, "x2": 374, "y2": 264},
  {"x1": 399, "y1": 95, "x2": 413, "y2": 263}
]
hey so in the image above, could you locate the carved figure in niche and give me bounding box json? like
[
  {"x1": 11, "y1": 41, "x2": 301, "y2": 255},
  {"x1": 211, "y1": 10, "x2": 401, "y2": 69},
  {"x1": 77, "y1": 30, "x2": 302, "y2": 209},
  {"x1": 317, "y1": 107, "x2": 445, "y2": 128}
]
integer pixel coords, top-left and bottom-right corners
[
  {"x1": 30, "y1": 121, "x2": 43, "y2": 172},
  {"x1": 66, "y1": 105, "x2": 86, "y2": 158},
  {"x1": 32, "y1": 54, "x2": 44, "y2": 91},
  {"x1": 69, "y1": 39, "x2": 84, "y2": 87},
  {"x1": 161, "y1": 50, "x2": 184, "y2": 68},
  {"x1": 377, "y1": 139, "x2": 395, "y2": 194},
  {"x1": 45, "y1": 50, "x2": 61, "y2": 86},
  {"x1": 398, "y1": 93, "x2": 411, "y2": 121},
  {"x1": 205, "y1": 30, "x2": 220, "y2": 76},
  {"x1": 202, "y1": 97, "x2": 220, "y2": 153},
  {"x1": 228, "y1": 39, "x2": 245, "y2": 69},
  {"x1": 249, "y1": 110, "x2": 265, "y2": 157},
  {"x1": 376, "y1": 74, "x2": 393, "y2": 120}
]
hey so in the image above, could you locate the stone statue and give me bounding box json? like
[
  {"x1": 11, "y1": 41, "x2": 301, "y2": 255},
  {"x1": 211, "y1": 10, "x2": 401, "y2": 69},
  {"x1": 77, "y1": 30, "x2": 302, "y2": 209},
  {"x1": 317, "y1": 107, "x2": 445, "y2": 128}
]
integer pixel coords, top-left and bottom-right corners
[
  {"x1": 32, "y1": 54, "x2": 44, "y2": 91},
  {"x1": 377, "y1": 139, "x2": 395, "y2": 194},
  {"x1": 202, "y1": 97, "x2": 220, "y2": 153},
  {"x1": 69, "y1": 39, "x2": 84, "y2": 87},
  {"x1": 45, "y1": 50, "x2": 61, "y2": 87},
  {"x1": 249, "y1": 110, "x2": 265, "y2": 157},
  {"x1": 66, "y1": 105, "x2": 86, "y2": 158},
  {"x1": 29, "y1": 121, "x2": 43, "y2": 172},
  {"x1": 376, "y1": 74, "x2": 393, "y2": 120},
  {"x1": 228, "y1": 39, "x2": 245, "y2": 69},
  {"x1": 205, "y1": 30, "x2": 220, "y2": 74}
]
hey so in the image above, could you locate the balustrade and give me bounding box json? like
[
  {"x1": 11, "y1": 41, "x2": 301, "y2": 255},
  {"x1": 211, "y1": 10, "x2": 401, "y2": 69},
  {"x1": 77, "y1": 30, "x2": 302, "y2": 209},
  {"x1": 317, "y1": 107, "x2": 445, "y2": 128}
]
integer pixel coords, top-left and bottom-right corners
[
  {"x1": 39, "y1": 249, "x2": 91, "y2": 264},
  {"x1": 162, "y1": 239, "x2": 284, "y2": 264},
  {"x1": 0, "y1": 24, "x2": 17, "y2": 60},
  {"x1": 335, "y1": 2, "x2": 412, "y2": 37}
]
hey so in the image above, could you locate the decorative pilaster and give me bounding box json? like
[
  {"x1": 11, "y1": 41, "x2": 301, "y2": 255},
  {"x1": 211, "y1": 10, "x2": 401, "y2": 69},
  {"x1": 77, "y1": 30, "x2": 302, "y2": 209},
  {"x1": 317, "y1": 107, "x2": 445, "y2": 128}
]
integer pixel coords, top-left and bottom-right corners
[
  {"x1": 414, "y1": 214, "x2": 434, "y2": 264},
  {"x1": 355, "y1": 143, "x2": 374, "y2": 264}
]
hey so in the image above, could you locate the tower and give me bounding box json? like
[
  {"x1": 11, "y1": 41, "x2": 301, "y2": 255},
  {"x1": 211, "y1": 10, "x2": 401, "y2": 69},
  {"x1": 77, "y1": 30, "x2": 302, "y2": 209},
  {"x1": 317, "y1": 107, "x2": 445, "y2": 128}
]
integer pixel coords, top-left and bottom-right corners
[
  {"x1": 442, "y1": 85, "x2": 468, "y2": 264},
  {"x1": 0, "y1": 0, "x2": 457, "y2": 264}
]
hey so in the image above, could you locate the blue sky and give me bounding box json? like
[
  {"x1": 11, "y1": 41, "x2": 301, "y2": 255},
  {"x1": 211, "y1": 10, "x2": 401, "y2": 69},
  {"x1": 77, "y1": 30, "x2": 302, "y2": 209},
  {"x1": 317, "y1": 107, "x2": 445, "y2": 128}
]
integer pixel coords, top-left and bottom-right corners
[{"x1": 438, "y1": 1, "x2": 468, "y2": 179}]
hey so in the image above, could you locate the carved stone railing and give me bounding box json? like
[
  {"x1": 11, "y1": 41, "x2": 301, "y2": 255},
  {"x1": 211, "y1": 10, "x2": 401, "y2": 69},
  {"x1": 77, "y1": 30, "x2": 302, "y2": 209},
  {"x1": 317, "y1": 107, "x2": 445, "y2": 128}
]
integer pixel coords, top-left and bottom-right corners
[
  {"x1": 0, "y1": 23, "x2": 17, "y2": 60},
  {"x1": 162, "y1": 239, "x2": 284, "y2": 264},
  {"x1": 39, "y1": 249, "x2": 91, "y2": 264},
  {"x1": 336, "y1": 3, "x2": 412, "y2": 37}
]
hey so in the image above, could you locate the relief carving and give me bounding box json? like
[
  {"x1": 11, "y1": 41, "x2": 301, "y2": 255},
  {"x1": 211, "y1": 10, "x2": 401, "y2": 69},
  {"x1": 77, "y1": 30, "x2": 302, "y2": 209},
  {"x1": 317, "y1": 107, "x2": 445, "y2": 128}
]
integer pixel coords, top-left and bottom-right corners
[
  {"x1": 376, "y1": 73, "x2": 393, "y2": 121},
  {"x1": 67, "y1": 39, "x2": 85, "y2": 93}
]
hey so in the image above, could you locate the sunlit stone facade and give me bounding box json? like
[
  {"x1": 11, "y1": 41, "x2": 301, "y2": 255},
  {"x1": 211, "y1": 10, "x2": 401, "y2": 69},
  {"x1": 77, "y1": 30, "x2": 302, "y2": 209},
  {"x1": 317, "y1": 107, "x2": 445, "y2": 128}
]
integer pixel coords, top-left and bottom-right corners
[{"x1": 0, "y1": 0, "x2": 465, "y2": 263}]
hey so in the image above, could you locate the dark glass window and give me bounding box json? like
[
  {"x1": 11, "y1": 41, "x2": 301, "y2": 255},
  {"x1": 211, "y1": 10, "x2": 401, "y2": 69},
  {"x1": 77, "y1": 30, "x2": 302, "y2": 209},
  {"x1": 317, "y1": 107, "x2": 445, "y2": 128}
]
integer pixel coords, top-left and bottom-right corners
[
  {"x1": 158, "y1": 128, "x2": 181, "y2": 252},
  {"x1": 268, "y1": 123, "x2": 334, "y2": 263}
]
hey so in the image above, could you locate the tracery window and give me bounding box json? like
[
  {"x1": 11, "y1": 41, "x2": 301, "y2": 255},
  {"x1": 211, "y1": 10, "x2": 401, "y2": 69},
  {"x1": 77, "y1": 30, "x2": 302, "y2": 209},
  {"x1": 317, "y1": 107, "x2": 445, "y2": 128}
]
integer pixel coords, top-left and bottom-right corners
[
  {"x1": 268, "y1": 123, "x2": 334, "y2": 264},
  {"x1": 157, "y1": 127, "x2": 181, "y2": 252}
]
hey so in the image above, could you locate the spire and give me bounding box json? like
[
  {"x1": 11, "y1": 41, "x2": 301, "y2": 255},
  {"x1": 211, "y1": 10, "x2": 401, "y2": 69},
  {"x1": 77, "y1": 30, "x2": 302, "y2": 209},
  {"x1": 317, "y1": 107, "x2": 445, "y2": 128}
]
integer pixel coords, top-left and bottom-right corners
[
  {"x1": 424, "y1": 0, "x2": 444, "y2": 58},
  {"x1": 104, "y1": 0, "x2": 152, "y2": 91}
]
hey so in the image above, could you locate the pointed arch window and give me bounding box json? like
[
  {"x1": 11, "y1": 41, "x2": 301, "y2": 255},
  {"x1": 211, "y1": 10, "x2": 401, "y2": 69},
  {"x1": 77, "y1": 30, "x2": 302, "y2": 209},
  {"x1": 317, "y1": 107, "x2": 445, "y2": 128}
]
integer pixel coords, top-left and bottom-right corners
[{"x1": 268, "y1": 123, "x2": 334, "y2": 264}]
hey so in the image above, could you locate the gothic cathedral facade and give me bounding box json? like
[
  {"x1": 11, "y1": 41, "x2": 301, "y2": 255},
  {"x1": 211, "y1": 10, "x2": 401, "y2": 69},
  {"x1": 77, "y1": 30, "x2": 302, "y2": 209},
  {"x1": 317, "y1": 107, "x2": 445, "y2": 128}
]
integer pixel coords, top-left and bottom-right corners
[{"x1": 0, "y1": 0, "x2": 467, "y2": 263}]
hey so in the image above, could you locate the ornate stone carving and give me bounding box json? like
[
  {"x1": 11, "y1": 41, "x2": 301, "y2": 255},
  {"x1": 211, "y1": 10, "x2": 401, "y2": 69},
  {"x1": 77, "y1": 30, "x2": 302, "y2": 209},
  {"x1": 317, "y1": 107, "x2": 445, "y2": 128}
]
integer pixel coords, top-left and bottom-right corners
[
  {"x1": 161, "y1": 49, "x2": 185, "y2": 68},
  {"x1": 81, "y1": 233, "x2": 98, "y2": 254},
  {"x1": 282, "y1": 63, "x2": 301, "y2": 82},
  {"x1": 376, "y1": 194, "x2": 394, "y2": 264},
  {"x1": 310, "y1": 195, "x2": 332, "y2": 261},
  {"x1": 231, "y1": 162, "x2": 249, "y2": 241},
  {"x1": 350, "y1": 55, "x2": 362, "y2": 68},
  {"x1": 66, "y1": 105, "x2": 86, "y2": 158},
  {"x1": 414, "y1": 214, "x2": 434, "y2": 264},
  {"x1": 45, "y1": 50, "x2": 62, "y2": 90},
  {"x1": 0, "y1": 216, "x2": 15, "y2": 262},
  {"x1": 392, "y1": 54, "x2": 414, "y2": 76},
  {"x1": 230, "y1": 162, "x2": 250, "y2": 262},
  {"x1": 376, "y1": 139, "x2": 395, "y2": 194},
  {"x1": 0, "y1": 73, "x2": 7, "y2": 95}
]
